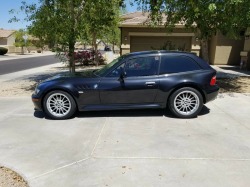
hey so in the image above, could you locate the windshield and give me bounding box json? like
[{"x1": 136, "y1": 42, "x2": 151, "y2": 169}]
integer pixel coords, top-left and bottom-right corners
[{"x1": 94, "y1": 56, "x2": 124, "y2": 77}]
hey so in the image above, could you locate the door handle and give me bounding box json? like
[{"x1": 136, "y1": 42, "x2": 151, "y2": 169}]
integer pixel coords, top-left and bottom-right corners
[{"x1": 145, "y1": 82, "x2": 156, "y2": 85}]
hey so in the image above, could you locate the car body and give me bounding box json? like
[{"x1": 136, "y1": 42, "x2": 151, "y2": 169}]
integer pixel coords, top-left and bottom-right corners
[
  {"x1": 104, "y1": 46, "x2": 111, "y2": 51},
  {"x1": 32, "y1": 51, "x2": 219, "y2": 119}
]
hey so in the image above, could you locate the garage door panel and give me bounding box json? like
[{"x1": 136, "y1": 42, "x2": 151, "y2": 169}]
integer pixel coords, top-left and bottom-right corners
[{"x1": 130, "y1": 36, "x2": 191, "y2": 52}]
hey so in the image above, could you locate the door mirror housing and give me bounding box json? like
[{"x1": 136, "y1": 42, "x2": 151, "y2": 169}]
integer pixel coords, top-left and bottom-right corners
[
  {"x1": 118, "y1": 72, "x2": 127, "y2": 82},
  {"x1": 122, "y1": 72, "x2": 127, "y2": 78}
]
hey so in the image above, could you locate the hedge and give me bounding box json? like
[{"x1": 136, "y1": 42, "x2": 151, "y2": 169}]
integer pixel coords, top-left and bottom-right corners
[{"x1": 0, "y1": 47, "x2": 8, "y2": 55}]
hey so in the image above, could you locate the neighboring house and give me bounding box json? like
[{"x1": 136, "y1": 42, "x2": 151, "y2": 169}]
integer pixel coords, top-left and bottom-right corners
[
  {"x1": 120, "y1": 11, "x2": 248, "y2": 65},
  {"x1": 97, "y1": 40, "x2": 106, "y2": 48},
  {"x1": 0, "y1": 28, "x2": 23, "y2": 53},
  {"x1": 0, "y1": 28, "x2": 42, "y2": 53},
  {"x1": 0, "y1": 28, "x2": 15, "y2": 47}
]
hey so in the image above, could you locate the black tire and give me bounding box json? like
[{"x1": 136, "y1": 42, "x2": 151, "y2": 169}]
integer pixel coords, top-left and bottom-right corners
[
  {"x1": 43, "y1": 90, "x2": 77, "y2": 120},
  {"x1": 168, "y1": 87, "x2": 203, "y2": 118}
]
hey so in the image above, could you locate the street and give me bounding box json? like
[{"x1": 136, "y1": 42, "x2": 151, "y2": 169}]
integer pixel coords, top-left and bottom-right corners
[{"x1": 0, "y1": 55, "x2": 60, "y2": 75}]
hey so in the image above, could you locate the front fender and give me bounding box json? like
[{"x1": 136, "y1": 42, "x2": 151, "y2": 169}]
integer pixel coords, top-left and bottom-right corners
[{"x1": 34, "y1": 80, "x2": 79, "y2": 111}]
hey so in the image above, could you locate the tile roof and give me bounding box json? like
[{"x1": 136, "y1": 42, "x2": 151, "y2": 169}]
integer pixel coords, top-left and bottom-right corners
[
  {"x1": 121, "y1": 11, "x2": 193, "y2": 26},
  {"x1": 121, "y1": 11, "x2": 150, "y2": 25},
  {"x1": 0, "y1": 29, "x2": 15, "y2": 38},
  {"x1": 28, "y1": 35, "x2": 40, "y2": 40},
  {"x1": 121, "y1": 11, "x2": 150, "y2": 19}
]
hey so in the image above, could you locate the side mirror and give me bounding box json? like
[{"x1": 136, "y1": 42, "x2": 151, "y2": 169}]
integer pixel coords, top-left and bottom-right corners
[
  {"x1": 122, "y1": 72, "x2": 127, "y2": 78},
  {"x1": 118, "y1": 72, "x2": 127, "y2": 82}
]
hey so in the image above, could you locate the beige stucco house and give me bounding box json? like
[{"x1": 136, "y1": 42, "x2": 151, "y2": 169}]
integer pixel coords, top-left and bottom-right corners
[
  {"x1": 0, "y1": 28, "x2": 23, "y2": 53},
  {"x1": 120, "y1": 11, "x2": 248, "y2": 65},
  {"x1": 0, "y1": 28, "x2": 15, "y2": 47},
  {"x1": 0, "y1": 28, "x2": 43, "y2": 53}
]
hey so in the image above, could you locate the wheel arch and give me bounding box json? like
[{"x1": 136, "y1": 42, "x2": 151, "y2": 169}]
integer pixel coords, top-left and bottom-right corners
[
  {"x1": 167, "y1": 83, "x2": 206, "y2": 105},
  {"x1": 41, "y1": 88, "x2": 78, "y2": 111}
]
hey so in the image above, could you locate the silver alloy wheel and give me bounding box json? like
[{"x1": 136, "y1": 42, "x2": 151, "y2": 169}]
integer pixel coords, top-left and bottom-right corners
[
  {"x1": 174, "y1": 91, "x2": 200, "y2": 116},
  {"x1": 46, "y1": 93, "x2": 71, "y2": 117}
]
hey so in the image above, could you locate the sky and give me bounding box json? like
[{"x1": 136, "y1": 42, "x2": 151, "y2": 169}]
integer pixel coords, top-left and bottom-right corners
[{"x1": 0, "y1": 0, "x2": 138, "y2": 30}]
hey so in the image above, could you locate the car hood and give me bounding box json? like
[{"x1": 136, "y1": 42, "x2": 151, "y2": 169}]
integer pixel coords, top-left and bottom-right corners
[{"x1": 41, "y1": 69, "x2": 98, "y2": 83}]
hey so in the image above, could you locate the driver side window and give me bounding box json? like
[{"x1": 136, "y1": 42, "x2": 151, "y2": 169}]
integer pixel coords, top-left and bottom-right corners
[
  {"x1": 125, "y1": 56, "x2": 159, "y2": 77},
  {"x1": 106, "y1": 63, "x2": 125, "y2": 77}
]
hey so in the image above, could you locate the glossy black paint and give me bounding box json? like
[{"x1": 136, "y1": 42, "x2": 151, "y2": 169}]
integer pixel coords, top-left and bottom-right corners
[
  {"x1": 99, "y1": 76, "x2": 159, "y2": 104},
  {"x1": 32, "y1": 51, "x2": 219, "y2": 112}
]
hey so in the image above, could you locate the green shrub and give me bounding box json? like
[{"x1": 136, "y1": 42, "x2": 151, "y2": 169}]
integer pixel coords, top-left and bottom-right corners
[
  {"x1": 37, "y1": 50, "x2": 42, "y2": 53},
  {"x1": 0, "y1": 47, "x2": 8, "y2": 55},
  {"x1": 151, "y1": 40, "x2": 188, "y2": 52},
  {"x1": 51, "y1": 48, "x2": 56, "y2": 52},
  {"x1": 55, "y1": 47, "x2": 63, "y2": 52}
]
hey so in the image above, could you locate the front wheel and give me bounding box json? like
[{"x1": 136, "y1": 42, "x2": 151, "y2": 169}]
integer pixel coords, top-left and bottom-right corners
[
  {"x1": 168, "y1": 87, "x2": 203, "y2": 118},
  {"x1": 43, "y1": 90, "x2": 76, "y2": 120}
]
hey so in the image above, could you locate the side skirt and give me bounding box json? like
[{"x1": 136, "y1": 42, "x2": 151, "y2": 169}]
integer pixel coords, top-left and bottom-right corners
[{"x1": 80, "y1": 103, "x2": 164, "y2": 111}]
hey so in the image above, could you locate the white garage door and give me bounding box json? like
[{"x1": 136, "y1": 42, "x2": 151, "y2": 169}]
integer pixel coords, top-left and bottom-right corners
[{"x1": 130, "y1": 36, "x2": 192, "y2": 52}]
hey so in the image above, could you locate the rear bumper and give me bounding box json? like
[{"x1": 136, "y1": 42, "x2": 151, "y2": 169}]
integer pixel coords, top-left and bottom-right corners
[
  {"x1": 205, "y1": 85, "x2": 220, "y2": 103},
  {"x1": 32, "y1": 94, "x2": 43, "y2": 111}
]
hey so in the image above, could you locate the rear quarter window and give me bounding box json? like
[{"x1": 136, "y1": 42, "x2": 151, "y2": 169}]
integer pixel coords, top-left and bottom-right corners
[{"x1": 160, "y1": 55, "x2": 201, "y2": 74}]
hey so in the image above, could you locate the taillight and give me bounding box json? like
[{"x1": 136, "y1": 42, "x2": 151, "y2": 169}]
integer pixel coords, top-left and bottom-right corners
[{"x1": 210, "y1": 75, "x2": 216, "y2": 85}]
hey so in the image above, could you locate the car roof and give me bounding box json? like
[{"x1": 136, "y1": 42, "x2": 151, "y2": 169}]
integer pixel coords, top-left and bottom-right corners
[
  {"x1": 122, "y1": 50, "x2": 212, "y2": 70},
  {"x1": 126, "y1": 50, "x2": 195, "y2": 57}
]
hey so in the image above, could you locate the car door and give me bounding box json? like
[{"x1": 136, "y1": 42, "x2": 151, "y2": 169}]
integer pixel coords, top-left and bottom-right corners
[{"x1": 99, "y1": 55, "x2": 160, "y2": 104}]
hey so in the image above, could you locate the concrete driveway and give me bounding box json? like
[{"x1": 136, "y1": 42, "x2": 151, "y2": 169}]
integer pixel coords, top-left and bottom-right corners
[{"x1": 0, "y1": 93, "x2": 250, "y2": 187}]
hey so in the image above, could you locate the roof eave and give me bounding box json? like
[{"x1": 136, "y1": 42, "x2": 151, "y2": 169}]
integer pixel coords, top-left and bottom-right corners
[
  {"x1": 120, "y1": 24, "x2": 192, "y2": 28},
  {"x1": 0, "y1": 33, "x2": 14, "y2": 38}
]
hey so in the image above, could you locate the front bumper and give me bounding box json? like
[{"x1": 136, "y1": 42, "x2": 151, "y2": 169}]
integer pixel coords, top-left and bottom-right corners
[
  {"x1": 32, "y1": 94, "x2": 43, "y2": 111},
  {"x1": 205, "y1": 85, "x2": 220, "y2": 103}
]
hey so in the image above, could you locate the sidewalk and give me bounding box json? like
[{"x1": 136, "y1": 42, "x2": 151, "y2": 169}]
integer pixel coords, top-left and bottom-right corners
[
  {"x1": 212, "y1": 65, "x2": 250, "y2": 78},
  {"x1": 0, "y1": 62, "x2": 64, "y2": 82},
  {"x1": 0, "y1": 62, "x2": 67, "y2": 97},
  {"x1": 0, "y1": 51, "x2": 56, "y2": 61},
  {"x1": 0, "y1": 61, "x2": 101, "y2": 97}
]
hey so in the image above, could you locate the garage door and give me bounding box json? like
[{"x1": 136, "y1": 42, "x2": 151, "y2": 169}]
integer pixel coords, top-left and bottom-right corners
[{"x1": 130, "y1": 36, "x2": 192, "y2": 53}]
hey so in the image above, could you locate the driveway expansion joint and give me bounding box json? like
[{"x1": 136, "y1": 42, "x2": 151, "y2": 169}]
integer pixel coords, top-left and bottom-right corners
[
  {"x1": 28, "y1": 157, "x2": 91, "y2": 181},
  {"x1": 27, "y1": 156, "x2": 250, "y2": 182},
  {"x1": 92, "y1": 156, "x2": 250, "y2": 161},
  {"x1": 91, "y1": 117, "x2": 109, "y2": 157},
  {"x1": 28, "y1": 117, "x2": 109, "y2": 182}
]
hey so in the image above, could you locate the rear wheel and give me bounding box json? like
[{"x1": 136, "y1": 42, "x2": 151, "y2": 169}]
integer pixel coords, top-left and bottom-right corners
[
  {"x1": 43, "y1": 90, "x2": 76, "y2": 120},
  {"x1": 168, "y1": 87, "x2": 203, "y2": 118}
]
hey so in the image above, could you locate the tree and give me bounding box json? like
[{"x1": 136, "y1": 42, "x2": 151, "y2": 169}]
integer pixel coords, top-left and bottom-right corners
[
  {"x1": 133, "y1": 0, "x2": 250, "y2": 63},
  {"x1": 82, "y1": 0, "x2": 121, "y2": 66},
  {"x1": 10, "y1": 0, "x2": 124, "y2": 72},
  {"x1": 103, "y1": 26, "x2": 121, "y2": 53},
  {"x1": 32, "y1": 38, "x2": 46, "y2": 53},
  {"x1": 102, "y1": 7, "x2": 127, "y2": 53},
  {"x1": 9, "y1": 0, "x2": 82, "y2": 72},
  {"x1": 13, "y1": 29, "x2": 32, "y2": 54},
  {"x1": 27, "y1": 17, "x2": 57, "y2": 53}
]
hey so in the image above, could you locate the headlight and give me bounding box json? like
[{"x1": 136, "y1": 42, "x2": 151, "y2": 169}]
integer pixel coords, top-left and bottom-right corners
[{"x1": 34, "y1": 87, "x2": 40, "y2": 95}]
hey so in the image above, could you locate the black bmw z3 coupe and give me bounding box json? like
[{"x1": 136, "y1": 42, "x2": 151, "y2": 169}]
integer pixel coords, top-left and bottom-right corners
[{"x1": 32, "y1": 51, "x2": 219, "y2": 119}]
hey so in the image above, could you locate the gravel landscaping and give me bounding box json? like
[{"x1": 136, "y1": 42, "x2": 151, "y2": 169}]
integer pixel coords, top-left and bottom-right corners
[
  {"x1": 217, "y1": 77, "x2": 250, "y2": 93},
  {"x1": 0, "y1": 167, "x2": 28, "y2": 187}
]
